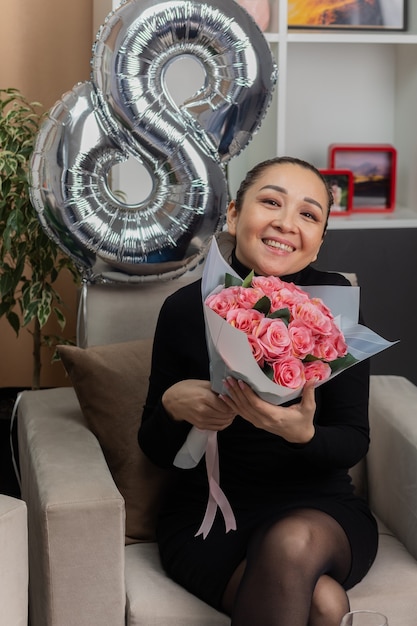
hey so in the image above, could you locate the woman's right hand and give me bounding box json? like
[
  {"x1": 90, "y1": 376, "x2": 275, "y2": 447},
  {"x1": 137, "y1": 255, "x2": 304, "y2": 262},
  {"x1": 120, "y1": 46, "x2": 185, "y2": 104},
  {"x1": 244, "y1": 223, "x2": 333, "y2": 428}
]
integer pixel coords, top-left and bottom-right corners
[{"x1": 162, "y1": 379, "x2": 236, "y2": 431}]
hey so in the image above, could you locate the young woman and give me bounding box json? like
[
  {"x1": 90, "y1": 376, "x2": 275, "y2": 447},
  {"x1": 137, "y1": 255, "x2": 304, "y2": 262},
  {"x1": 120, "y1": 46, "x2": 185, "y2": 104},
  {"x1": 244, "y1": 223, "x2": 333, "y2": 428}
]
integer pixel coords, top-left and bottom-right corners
[{"x1": 138, "y1": 156, "x2": 378, "y2": 626}]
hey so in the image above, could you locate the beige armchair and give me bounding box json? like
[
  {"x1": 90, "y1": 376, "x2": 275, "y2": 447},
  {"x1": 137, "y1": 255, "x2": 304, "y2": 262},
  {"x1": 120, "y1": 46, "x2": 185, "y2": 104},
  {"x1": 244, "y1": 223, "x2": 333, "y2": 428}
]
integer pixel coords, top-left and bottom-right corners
[
  {"x1": 0, "y1": 494, "x2": 28, "y2": 626},
  {"x1": 17, "y1": 277, "x2": 417, "y2": 626}
]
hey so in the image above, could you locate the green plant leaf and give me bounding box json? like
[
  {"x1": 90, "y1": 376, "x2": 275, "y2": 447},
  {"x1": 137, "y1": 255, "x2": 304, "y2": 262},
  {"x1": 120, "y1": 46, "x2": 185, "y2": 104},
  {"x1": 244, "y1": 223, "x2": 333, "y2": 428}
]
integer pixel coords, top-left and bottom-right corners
[
  {"x1": 37, "y1": 291, "x2": 52, "y2": 328},
  {"x1": 303, "y1": 354, "x2": 320, "y2": 363},
  {"x1": 0, "y1": 294, "x2": 16, "y2": 317},
  {"x1": 329, "y1": 352, "x2": 358, "y2": 373},
  {"x1": 0, "y1": 271, "x2": 11, "y2": 298},
  {"x1": 267, "y1": 307, "x2": 291, "y2": 325},
  {"x1": 262, "y1": 362, "x2": 274, "y2": 381},
  {"x1": 0, "y1": 300, "x2": 10, "y2": 317},
  {"x1": 29, "y1": 281, "x2": 43, "y2": 302},
  {"x1": 0, "y1": 266, "x2": 21, "y2": 298},
  {"x1": 253, "y1": 295, "x2": 271, "y2": 316},
  {"x1": 53, "y1": 306, "x2": 66, "y2": 331},
  {"x1": 242, "y1": 270, "x2": 255, "y2": 288},
  {"x1": 6, "y1": 311, "x2": 20, "y2": 335},
  {"x1": 225, "y1": 272, "x2": 242, "y2": 288},
  {"x1": 22, "y1": 300, "x2": 39, "y2": 326}
]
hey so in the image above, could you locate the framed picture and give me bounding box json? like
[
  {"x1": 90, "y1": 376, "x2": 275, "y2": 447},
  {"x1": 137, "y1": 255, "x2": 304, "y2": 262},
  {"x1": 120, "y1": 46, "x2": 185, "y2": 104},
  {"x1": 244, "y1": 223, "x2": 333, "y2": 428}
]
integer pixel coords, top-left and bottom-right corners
[
  {"x1": 320, "y1": 169, "x2": 354, "y2": 216},
  {"x1": 288, "y1": 0, "x2": 407, "y2": 31},
  {"x1": 328, "y1": 144, "x2": 397, "y2": 213}
]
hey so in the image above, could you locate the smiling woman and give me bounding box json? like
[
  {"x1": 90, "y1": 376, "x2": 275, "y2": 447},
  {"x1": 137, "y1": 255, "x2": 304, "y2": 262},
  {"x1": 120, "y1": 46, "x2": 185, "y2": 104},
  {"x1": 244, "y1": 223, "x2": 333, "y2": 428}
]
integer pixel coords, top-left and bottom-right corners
[
  {"x1": 226, "y1": 157, "x2": 332, "y2": 278},
  {"x1": 138, "y1": 155, "x2": 378, "y2": 626}
]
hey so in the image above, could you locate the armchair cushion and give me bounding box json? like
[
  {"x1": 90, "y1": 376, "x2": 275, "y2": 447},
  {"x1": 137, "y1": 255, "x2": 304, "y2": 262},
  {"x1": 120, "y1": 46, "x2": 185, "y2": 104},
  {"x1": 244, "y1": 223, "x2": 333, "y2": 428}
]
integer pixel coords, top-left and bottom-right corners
[{"x1": 58, "y1": 340, "x2": 169, "y2": 544}]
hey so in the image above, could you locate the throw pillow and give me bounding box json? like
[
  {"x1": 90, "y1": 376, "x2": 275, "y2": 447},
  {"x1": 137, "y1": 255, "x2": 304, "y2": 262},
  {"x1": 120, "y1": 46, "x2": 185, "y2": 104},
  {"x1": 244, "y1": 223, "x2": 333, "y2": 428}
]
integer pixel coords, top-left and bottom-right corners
[{"x1": 58, "y1": 339, "x2": 170, "y2": 544}]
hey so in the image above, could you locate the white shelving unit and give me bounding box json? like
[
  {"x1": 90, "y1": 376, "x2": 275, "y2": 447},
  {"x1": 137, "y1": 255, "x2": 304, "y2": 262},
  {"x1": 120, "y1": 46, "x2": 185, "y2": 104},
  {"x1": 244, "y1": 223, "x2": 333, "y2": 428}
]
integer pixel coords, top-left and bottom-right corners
[
  {"x1": 228, "y1": 0, "x2": 417, "y2": 229},
  {"x1": 93, "y1": 0, "x2": 417, "y2": 228}
]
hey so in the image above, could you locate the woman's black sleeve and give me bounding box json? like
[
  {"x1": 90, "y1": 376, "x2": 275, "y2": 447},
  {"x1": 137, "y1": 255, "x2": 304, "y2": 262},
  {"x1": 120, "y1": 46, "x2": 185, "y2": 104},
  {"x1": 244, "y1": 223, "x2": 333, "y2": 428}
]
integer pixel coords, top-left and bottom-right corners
[{"x1": 138, "y1": 281, "x2": 208, "y2": 468}]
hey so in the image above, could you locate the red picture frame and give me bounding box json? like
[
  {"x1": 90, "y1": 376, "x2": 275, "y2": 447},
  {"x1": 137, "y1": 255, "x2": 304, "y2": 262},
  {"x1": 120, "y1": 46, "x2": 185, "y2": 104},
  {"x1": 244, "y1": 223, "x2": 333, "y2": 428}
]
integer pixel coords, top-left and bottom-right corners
[
  {"x1": 328, "y1": 144, "x2": 397, "y2": 213},
  {"x1": 320, "y1": 169, "x2": 354, "y2": 216}
]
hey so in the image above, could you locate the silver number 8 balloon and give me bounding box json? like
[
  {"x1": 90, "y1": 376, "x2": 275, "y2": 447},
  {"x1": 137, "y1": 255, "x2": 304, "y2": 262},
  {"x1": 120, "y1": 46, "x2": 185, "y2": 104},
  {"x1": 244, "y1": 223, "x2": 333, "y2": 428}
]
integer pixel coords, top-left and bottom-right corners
[{"x1": 30, "y1": 0, "x2": 277, "y2": 281}]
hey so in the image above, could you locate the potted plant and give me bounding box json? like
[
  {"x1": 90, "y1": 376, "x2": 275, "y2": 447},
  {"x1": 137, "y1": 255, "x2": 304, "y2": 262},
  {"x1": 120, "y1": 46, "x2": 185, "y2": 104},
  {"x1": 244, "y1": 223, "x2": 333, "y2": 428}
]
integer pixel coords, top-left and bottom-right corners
[{"x1": 0, "y1": 87, "x2": 80, "y2": 389}]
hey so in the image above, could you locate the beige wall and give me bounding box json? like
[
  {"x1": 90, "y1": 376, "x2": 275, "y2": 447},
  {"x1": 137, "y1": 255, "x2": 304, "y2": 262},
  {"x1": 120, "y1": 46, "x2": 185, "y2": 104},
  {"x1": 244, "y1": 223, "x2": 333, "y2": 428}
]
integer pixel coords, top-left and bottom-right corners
[{"x1": 0, "y1": 0, "x2": 94, "y2": 388}]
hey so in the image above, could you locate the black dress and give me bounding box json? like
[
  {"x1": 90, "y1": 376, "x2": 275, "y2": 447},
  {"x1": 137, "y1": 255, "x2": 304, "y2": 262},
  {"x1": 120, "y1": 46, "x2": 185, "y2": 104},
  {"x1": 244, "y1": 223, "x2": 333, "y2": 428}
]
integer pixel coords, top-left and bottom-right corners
[{"x1": 138, "y1": 257, "x2": 378, "y2": 611}]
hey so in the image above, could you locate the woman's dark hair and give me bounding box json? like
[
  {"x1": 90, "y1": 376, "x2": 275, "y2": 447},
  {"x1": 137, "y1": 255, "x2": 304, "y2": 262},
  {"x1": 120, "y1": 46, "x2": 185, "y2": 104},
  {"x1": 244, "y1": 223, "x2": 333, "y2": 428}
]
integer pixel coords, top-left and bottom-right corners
[{"x1": 234, "y1": 156, "x2": 333, "y2": 234}]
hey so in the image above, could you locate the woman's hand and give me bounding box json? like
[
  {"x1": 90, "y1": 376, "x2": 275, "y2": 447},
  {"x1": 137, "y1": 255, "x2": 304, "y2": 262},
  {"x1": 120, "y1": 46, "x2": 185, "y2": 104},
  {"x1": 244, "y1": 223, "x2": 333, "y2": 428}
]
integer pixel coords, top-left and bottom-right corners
[
  {"x1": 162, "y1": 379, "x2": 236, "y2": 431},
  {"x1": 220, "y1": 377, "x2": 316, "y2": 444}
]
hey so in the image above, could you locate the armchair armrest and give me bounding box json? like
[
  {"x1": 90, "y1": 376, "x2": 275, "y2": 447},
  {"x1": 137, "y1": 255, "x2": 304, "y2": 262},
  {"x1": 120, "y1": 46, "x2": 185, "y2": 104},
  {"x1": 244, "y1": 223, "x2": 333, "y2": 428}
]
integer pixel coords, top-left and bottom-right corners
[
  {"x1": 368, "y1": 375, "x2": 417, "y2": 561},
  {"x1": 18, "y1": 387, "x2": 126, "y2": 626},
  {"x1": 0, "y1": 495, "x2": 28, "y2": 626}
]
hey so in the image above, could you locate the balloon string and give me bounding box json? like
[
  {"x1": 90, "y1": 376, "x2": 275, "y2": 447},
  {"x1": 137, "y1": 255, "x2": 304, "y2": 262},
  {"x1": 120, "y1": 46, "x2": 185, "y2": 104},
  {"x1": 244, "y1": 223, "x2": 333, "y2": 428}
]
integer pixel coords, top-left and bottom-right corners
[{"x1": 195, "y1": 431, "x2": 237, "y2": 539}]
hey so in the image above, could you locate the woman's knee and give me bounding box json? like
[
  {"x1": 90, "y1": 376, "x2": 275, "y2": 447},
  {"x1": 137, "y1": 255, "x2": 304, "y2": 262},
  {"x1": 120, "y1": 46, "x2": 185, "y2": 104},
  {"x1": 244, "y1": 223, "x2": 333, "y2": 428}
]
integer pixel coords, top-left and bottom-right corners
[
  {"x1": 309, "y1": 575, "x2": 349, "y2": 626},
  {"x1": 250, "y1": 509, "x2": 351, "y2": 583},
  {"x1": 253, "y1": 515, "x2": 318, "y2": 567}
]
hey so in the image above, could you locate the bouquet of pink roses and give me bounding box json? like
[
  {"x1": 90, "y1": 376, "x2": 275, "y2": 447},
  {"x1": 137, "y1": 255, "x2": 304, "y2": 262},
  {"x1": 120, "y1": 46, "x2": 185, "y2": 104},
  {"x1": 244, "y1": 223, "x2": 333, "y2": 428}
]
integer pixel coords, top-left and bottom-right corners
[
  {"x1": 173, "y1": 237, "x2": 395, "y2": 538},
  {"x1": 205, "y1": 270, "x2": 356, "y2": 391}
]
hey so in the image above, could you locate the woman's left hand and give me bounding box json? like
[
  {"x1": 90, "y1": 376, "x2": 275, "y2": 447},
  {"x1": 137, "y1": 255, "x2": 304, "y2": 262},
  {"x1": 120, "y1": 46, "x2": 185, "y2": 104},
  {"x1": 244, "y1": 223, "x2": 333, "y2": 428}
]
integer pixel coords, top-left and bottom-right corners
[{"x1": 219, "y1": 377, "x2": 316, "y2": 444}]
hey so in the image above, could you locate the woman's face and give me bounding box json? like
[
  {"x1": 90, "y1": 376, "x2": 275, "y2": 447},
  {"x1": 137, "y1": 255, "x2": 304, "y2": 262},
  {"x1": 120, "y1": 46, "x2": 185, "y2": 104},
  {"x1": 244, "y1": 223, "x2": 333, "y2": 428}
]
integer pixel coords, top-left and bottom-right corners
[{"x1": 226, "y1": 162, "x2": 328, "y2": 277}]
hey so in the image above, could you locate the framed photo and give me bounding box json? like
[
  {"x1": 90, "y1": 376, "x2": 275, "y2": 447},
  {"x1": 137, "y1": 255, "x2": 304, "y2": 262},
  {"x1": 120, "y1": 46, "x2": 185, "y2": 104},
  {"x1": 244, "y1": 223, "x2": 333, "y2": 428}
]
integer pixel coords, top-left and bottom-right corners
[
  {"x1": 288, "y1": 0, "x2": 407, "y2": 31},
  {"x1": 328, "y1": 144, "x2": 397, "y2": 213},
  {"x1": 320, "y1": 169, "x2": 354, "y2": 216}
]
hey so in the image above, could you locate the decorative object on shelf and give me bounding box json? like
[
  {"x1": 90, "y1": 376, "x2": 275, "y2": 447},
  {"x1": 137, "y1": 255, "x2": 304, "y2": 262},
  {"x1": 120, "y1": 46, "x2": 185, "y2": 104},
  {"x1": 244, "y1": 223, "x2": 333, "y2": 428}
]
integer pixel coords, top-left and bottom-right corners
[
  {"x1": 288, "y1": 0, "x2": 407, "y2": 31},
  {"x1": 319, "y1": 169, "x2": 354, "y2": 216},
  {"x1": 236, "y1": 0, "x2": 271, "y2": 31},
  {"x1": 328, "y1": 144, "x2": 397, "y2": 213},
  {"x1": 29, "y1": 0, "x2": 277, "y2": 284}
]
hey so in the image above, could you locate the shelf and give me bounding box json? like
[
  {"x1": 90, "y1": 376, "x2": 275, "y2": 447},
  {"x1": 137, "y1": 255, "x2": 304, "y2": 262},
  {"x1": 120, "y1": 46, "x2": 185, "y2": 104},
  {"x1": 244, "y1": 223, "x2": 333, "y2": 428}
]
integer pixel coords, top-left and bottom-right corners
[
  {"x1": 327, "y1": 207, "x2": 417, "y2": 230},
  {"x1": 263, "y1": 30, "x2": 417, "y2": 46},
  {"x1": 286, "y1": 32, "x2": 417, "y2": 45},
  {"x1": 264, "y1": 32, "x2": 280, "y2": 44}
]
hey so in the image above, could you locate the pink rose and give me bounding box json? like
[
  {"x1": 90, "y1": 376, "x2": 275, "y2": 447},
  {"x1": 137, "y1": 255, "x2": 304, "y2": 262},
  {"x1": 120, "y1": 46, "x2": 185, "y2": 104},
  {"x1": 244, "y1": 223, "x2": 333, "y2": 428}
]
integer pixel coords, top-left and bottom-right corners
[
  {"x1": 310, "y1": 296, "x2": 334, "y2": 318},
  {"x1": 226, "y1": 308, "x2": 264, "y2": 334},
  {"x1": 235, "y1": 286, "x2": 265, "y2": 310},
  {"x1": 330, "y1": 325, "x2": 348, "y2": 357},
  {"x1": 205, "y1": 287, "x2": 240, "y2": 318},
  {"x1": 269, "y1": 284, "x2": 309, "y2": 313},
  {"x1": 247, "y1": 334, "x2": 265, "y2": 366},
  {"x1": 251, "y1": 275, "x2": 284, "y2": 297},
  {"x1": 256, "y1": 317, "x2": 291, "y2": 360},
  {"x1": 304, "y1": 360, "x2": 331, "y2": 383},
  {"x1": 288, "y1": 320, "x2": 316, "y2": 358},
  {"x1": 310, "y1": 321, "x2": 348, "y2": 361},
  {"x1": 292, "y1": 300, "x2": 333, "y2": 335},
  {"x1": 272, "y1": 356, "x2": 305, "y2": 389},
  {"x1": 311, "y1": 336, "x2": 339, "y2": 362}
]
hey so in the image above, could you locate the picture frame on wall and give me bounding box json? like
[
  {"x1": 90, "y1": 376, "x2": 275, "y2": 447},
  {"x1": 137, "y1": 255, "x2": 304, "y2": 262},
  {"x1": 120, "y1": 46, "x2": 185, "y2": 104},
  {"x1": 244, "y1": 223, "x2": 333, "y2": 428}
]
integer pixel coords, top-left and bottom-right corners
[
  {"x1": 328, "y1": 144, "x2": 397, "y2": 213},
  {"x1": 319, "y1": 169, "x2": 354, "y2": 216},
  {"x1": 288, "y1": 0, "x2": 407, "y2": 31}
]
